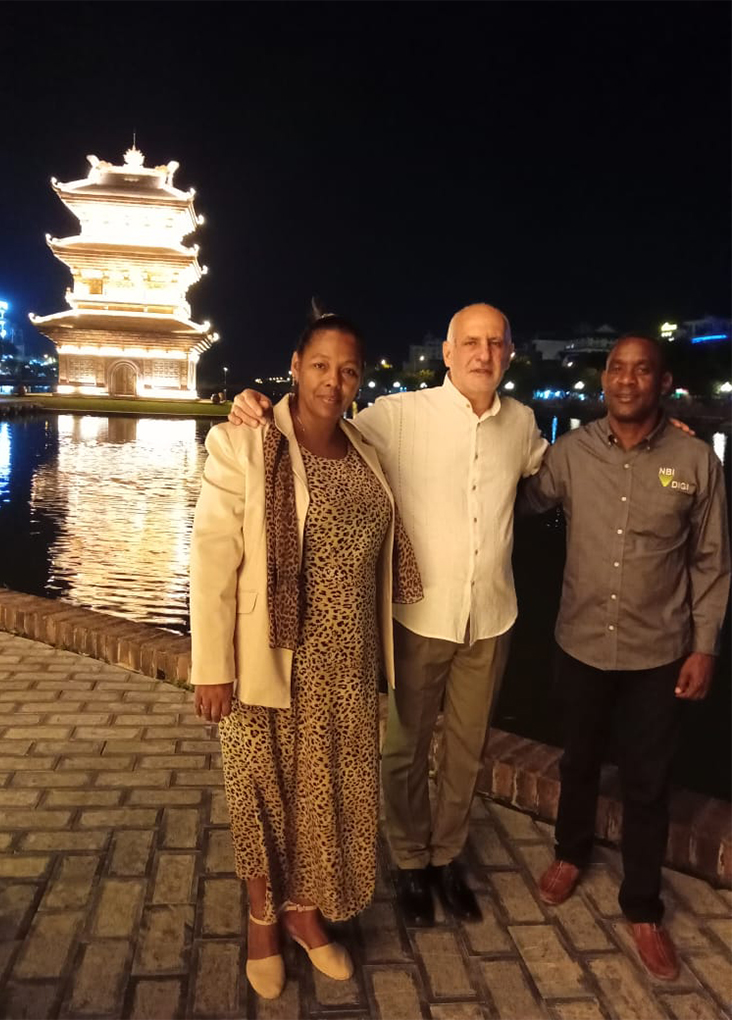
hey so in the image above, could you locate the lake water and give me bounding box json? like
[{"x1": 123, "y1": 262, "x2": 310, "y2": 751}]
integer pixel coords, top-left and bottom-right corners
[{"x1": 0, "y1": 410, "x2": 729, "y2": 798}]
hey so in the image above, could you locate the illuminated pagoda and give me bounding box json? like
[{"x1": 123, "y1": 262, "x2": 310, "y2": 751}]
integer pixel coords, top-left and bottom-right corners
[{"x1": 30, "y1": 147, "x2": 218, "y2": 398}]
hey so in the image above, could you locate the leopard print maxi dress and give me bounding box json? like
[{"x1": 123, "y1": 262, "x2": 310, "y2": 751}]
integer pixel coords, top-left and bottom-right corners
[{"x1": 218, "y1": 444, "x2": 391, "y2": 923}]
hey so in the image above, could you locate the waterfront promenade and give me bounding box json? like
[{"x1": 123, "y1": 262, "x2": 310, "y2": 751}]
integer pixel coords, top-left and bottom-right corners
[{"x1": 0, "y1": 630, "x2": 730, "y2": 1020}]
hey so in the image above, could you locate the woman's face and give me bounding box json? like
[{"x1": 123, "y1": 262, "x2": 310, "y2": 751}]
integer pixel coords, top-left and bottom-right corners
[{"x1": 291, "y1": 329, "x2": 363, "y2": 422}]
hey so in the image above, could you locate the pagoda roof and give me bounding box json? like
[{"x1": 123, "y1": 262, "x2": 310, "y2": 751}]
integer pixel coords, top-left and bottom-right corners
[
  {"x1": 54, "y1": 182, "x2": 195, "y2": 207},
  {"x1": 52, "y1": 147, "x2": 196, "y2": 205},
  {"x1": 29, "y1": 308, "x2": 215, "y2": 341},
  {"x1": 48, "y1": 238, "x2": 201, "y2": 262}
]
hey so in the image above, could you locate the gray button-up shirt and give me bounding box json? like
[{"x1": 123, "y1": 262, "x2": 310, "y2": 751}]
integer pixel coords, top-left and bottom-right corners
[{"x1": 519, "y1": 415, "x2": 730, "y2": 670}]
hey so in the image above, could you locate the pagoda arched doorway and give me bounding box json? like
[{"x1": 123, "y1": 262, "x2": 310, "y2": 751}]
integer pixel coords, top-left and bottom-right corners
[{"x1": 109, "y1": 361, "x2": 138, "y2": 397}]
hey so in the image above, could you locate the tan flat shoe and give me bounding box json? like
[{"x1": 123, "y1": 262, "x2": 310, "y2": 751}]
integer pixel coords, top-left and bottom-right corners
[
  {"x1": 246, "y1": 912, "x2": 285, "y2": 999},
  {"x1": 282, "y1": 901, "x2": 354, "y2": 981}
]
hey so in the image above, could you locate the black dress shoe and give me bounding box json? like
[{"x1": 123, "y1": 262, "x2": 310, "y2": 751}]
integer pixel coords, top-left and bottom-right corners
[
  {"x1": 395, "y1": 867, "x2": 435, "y2": 927},
  {"x1": 431, "y1": 861, "x2": 482, "y2": 922}
]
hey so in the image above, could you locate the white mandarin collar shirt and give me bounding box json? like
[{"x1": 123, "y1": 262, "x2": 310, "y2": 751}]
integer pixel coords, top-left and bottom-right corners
[{"x1": 355, "y1": 374, "x2": 547, "y2": 643}]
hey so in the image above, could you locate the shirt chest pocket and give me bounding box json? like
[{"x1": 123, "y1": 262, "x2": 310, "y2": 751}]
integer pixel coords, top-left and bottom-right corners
[{"x1": 632, "y1": 484, "x2": 694, "y2": 542}]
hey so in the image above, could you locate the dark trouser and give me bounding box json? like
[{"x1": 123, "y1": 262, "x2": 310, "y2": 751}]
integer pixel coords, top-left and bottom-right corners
[
  {"x1": 554, "y1": 646, "x2": 682, "y2": 924},
  {"x1": 382, "y1": 622, "x2": 512, "y2": 869}
]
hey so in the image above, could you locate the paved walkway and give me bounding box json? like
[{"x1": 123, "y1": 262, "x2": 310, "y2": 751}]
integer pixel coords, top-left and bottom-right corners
[{"x1": 0, "y1": 631, "x2": 730, "y2": 1020}]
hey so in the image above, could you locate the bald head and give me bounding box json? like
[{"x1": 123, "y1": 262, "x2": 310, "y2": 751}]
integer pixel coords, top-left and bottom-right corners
[
  {"x1": 442, "y1": 303, "x2": 514, "y2": 416},
  {"x1": 446, "y1": 304, "x2": 512, "y2": 346}
]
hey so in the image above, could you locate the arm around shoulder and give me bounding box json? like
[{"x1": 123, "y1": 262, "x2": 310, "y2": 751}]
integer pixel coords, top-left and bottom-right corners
[
  {"x1": 517, "y1": 430, "x2": 564, "y2": 516},
  {"x1": 522, "y1": 406, "x2": 549, "y2": 478}
]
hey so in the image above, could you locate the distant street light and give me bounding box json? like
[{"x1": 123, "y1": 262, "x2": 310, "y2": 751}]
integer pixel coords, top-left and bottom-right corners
[
  {"x1": 573, "y1": 380, "x2": 585, "y2": 391},
  {"x1": 504, "y1": 380, "x2": 515, "y2": 391},
  {"x1": 223, "y1": 365, "x2": 228, "y2": 400}
]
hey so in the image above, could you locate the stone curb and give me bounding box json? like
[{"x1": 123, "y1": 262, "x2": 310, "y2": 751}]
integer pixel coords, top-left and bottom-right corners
[
  {"x1": 2, "y1": 587, "x2": 730, "y2": 889},
  {"x1": 478, "y1": 728, "x2": 732, "y2": 889},
  {"x1": 0, "y1": 589, "x2": 191, "y2": 690}
]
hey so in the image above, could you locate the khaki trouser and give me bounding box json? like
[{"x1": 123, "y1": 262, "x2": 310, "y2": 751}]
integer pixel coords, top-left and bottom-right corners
[{"x1": 381, "y1": 620, "x2": 511, "y2": 869}]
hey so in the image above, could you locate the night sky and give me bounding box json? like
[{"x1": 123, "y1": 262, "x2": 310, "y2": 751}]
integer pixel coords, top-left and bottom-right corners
[{"x1": 2, "y1": 2, "x2": 730, "y2": 383}]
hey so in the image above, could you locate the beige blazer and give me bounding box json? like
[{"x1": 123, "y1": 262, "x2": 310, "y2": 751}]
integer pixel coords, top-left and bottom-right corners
[{"x1": 189, "y1": 395, "x2": 397, "y2": 708}]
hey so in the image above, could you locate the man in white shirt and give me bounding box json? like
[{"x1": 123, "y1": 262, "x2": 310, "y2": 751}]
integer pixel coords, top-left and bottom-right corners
[{"x1": 229, "y1": 304, "x2": 547, "y2": 926}]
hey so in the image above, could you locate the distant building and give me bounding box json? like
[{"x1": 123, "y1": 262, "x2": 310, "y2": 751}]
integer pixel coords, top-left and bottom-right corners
[
  {"x1": 0, "y1": 301, "x2": 57, "y2": 393},
  {"x1": 529, "y1": 324, "x2": 618, "y2": 366},
  {"x1": 561, "y1": 324, "x2": 618, "y2": 363},
  {"x1": 253, "y1": 374, "x2": 292, "y2": 402},
  {"x1": 29, "y1": 147, "x2": 218, "y2": 398},
  {"x1": 0, "y1": 301, "x2": 25, "y2": 359},
  {"x1": 658, "y1": 316, "x2": 730, "y2": 345},
  {"x1": 403, "y1": 333, "x2": 444, "y2": 373},
  {"x1": 531, "y1": 337, "x2": 566, "y2": 361},
  {"x1": 682, "y1": 315, "x2": 731, "y2": 345}
]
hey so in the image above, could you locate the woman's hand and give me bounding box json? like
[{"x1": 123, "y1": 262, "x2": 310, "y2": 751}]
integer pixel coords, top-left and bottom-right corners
[
  {"x1": 228, "y1": 390, "x2": 273, "y2": 428},
  {"x1": 194, "y1": 683, "x2": 234, "y2": 723}
]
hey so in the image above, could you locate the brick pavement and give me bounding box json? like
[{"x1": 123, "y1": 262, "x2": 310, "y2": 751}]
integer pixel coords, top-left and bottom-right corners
[{"x1": 0, "y1": 630, "x2": 730, "y2": 1020}]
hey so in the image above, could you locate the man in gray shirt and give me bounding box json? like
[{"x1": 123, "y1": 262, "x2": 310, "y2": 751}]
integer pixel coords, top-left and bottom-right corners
[{"x1": 520, "y1": 334, "x2": 730, "y2": 981}]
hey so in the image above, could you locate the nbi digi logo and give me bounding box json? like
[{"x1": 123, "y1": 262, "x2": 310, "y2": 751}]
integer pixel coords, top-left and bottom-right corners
[{"x1": 659, "y1": 467, "x2": 691, "y2": 492}]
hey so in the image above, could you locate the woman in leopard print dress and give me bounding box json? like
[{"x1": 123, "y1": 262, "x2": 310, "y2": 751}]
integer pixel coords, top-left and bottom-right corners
[{"x1": 190, "y1": 315, "x2": 421, "y2": 999}]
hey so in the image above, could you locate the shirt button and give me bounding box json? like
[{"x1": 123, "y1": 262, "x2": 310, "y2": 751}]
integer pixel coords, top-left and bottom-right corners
[
  {"x1": 474, "y1": 549, "x2": 478, "y2": 555},
  {"x1": 608, "y1": 624, "x2": 615, "y2": 631},
  {"x1": 473, "y1": 517, "x2": 478, "y2": 523},
  {"x1": 472, "y1": 484, "x2": 477, "y2": 491},
  {"x1": 611, "y1": 593, "x2": 617, "y2": 600},
  {"x1": 617, "y1": 528, "x2": 623, "y2": 535},
  {"x1": 614, "y1": 561, "x2": 620, "y2": 567},
  {"x1": 621, "y1": 496, "x2": 627, "y2": 502}
]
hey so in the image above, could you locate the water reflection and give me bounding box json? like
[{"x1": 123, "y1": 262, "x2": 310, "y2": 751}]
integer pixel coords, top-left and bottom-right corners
[
  {"x1": 3, "y1": 413, "x2": 730, "y2": 640},
  {"x1": 29, "y1": 415, "x2": 206, "y2": 630}
]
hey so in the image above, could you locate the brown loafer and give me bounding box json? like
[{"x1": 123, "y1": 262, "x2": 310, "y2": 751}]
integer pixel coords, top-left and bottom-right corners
[
  {"x1": 538, "y1": 860, "x2": 581, "y2": 905},
  {"x1": 629, "y1": 923, "x2": 679, "y2": 981}
]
